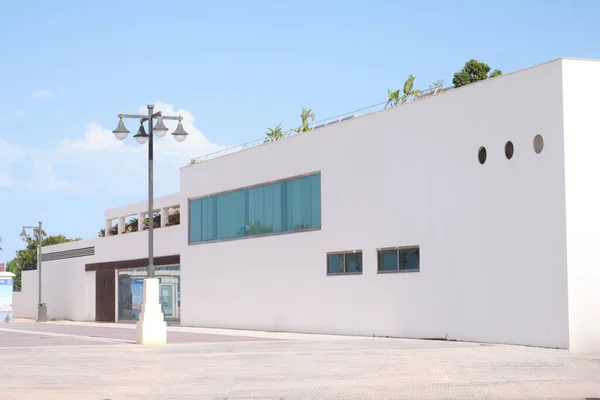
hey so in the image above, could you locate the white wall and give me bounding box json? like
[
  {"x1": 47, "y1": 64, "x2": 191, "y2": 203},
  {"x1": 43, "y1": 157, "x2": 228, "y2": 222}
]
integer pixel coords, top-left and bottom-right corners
[
  {"x1": 105, "y1": 192, "x2": 181, "y2": 220},
  {"x1": 12, "y1": 225, "x2": 184, "y2": 321},
  {"x1": 12, "y1": 270, "x2": 38, "y2": 319},
  {"x1": 562, "y1": 58, "x2": 600, "y2": 353},
  {"x1": 179, "y1": 59, "x2": 570, "y2": 348}
]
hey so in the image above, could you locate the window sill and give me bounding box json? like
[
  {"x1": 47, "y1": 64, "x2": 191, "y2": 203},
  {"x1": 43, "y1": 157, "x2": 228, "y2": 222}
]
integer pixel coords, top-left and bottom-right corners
[
  {"x1": 377, "y1": 269, "x2": 420, "y2": 274},
  {"x1": 326, "y1": 272, "x2": 363, "y2": 276}
]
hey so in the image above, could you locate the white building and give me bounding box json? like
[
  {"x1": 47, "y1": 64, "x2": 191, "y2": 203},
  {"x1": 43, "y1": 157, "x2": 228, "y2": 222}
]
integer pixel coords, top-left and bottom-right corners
[{"x1": 13, "y1": 58, "x2": 600, "y2": 353}]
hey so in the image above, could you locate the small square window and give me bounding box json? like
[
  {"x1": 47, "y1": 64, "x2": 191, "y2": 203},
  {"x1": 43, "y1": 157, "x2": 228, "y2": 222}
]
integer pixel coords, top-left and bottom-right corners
[
  {"x1": 400, "y1": 247, "x2": 419, "y2": 271},
  {"x1": 345, "y1": 252, "x2": 363, "y2": 273},
  {"x1": 327, "y1": 251, "x2": 362, "y2": 275},
  {"x1": 378, "y1": 250, "x2": 398, "y2": 271},
  {"x1": 327, "y1": 254, "x2": 344, "y2": 274}
]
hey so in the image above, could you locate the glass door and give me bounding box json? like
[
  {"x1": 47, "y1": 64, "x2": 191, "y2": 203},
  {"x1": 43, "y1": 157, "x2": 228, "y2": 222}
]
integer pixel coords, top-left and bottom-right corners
[{"x1": 160, "y1": 284, "x2": 174, "y2": 318}]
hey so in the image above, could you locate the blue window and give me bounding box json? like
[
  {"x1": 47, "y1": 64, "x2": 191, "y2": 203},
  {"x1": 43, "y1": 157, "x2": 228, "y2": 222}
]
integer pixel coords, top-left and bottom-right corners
[
  {"x1": 327, "y1": 253, "x2": 344, "y2": 274},
  {"x1": 327, "y1": 251, "x2": 362, "y2": 275},
  {"x1": 189, "y1": 172, "x2": 321, "y2": 243},
  {"x1": 377, "y1": 246, "x2": 420, "y2": 272},
  {"x1": 377, "y1": 250, "x2": 398, "y2": 271}
]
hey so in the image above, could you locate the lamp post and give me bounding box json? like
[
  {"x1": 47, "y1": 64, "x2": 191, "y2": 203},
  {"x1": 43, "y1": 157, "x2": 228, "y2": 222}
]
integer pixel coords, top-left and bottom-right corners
[
  {"x1": 20, "y1": 221, "x2": 46, "y2": 322},
  {"x1": 112, "y1": 104, "x2": 188, "y2": 345}
]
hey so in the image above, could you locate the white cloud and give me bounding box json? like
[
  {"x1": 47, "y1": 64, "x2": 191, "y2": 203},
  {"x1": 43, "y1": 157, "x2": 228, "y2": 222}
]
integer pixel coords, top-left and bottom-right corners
[
  {"x1": 26, "y1": 158, "x2": 72, "y2": 191},
  {"x1": 57, "y1": 122, "x2": 136, "y2": 154},
  {"x1": 31, "y1": 90, "x2": 55, "y2": 100},
  {"x1": 0, "y1": 101, "x2": 225, "y2": 194},
  {"x1": 58, "y1": 101, "x2": 225, "y2": 164},
  {"x1": 0, "y1": 137, "x2": 24, "y2": 187},
  {"x1": 0, "y1": 110, "x2": 25, "y2": 121},
  {"x1": 141, "y1": 102, "x2": 224, "y2": 161}
]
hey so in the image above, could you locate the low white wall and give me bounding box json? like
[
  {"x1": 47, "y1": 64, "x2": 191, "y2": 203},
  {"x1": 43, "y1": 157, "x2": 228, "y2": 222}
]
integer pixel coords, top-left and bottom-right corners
[
  {"x1": 12, "y1": 270, "x2": 38, "y2": 319},
  {"x1": 23, "y1": 225, "x2": 184, "y2": 322}
]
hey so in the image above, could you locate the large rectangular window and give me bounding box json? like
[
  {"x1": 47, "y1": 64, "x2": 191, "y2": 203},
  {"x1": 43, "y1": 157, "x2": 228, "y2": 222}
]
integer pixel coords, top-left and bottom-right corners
[
  {"x1": 377, "y1": 246, "x2": 420, "y2": 273},
  {"x1": 327, "y1": 251, "x2": 363, "y2": 275},
  {"x1": 189, "y1": 172, "x2": 321, "y2": 243}
]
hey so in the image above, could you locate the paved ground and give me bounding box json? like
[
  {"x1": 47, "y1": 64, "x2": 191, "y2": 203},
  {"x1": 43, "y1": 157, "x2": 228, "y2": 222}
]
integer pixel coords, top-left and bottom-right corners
[{"x1": 0, "y1": 321, "x2": 599, "y2": 400}]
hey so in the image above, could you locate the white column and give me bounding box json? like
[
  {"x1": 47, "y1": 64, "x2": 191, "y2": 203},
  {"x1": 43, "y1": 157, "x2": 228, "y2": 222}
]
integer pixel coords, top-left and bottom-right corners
[
  {"x1": 118, "y1": 216, "x2": 126, "y2": 234},
  {"x1": 138, "y1": 212, "x2": 145, "y2": 231},
  {"x1": 136, "y1": 278, "x2": 167, "y2": 345},
  {"x1": 161, "y1": 207, "x2": 169, "y2": 227},
  {"x1": 105, "y1": 219, "x2": 112, "y2": 236}
]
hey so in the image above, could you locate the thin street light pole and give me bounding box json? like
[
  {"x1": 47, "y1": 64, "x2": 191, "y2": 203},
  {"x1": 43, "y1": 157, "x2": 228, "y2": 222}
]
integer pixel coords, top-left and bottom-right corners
[
  {"x1": 20, "y1": 221, "x2": 46, "y2": 322},
  {"x1": 147, "y1": 105, "x2": 154, "y2": 278},
  {"x1": 37, "y1": 221, "x2": 42, "y2": 305}
]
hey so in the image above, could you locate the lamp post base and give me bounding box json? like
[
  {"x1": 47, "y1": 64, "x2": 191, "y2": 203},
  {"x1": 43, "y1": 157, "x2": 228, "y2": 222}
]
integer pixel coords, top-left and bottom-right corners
[
  {"x1": 136, "y1": 278, "x2": 167, "y2": 345},
  {"x1": 37, "y1": 303, "x2": 47, "y2": 322}
]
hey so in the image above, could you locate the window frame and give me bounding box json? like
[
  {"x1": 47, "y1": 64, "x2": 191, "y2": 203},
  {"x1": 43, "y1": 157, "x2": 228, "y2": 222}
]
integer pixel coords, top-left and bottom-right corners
[
  {"x1": 188, "y1": 171, "x2": 322, "y2": 245},
  {"x1": 377, "y1": 245, "x2": 420, "y2": 274},
  {"x1": 326, "y1": 250, "x2": 363, "y2": 276}
]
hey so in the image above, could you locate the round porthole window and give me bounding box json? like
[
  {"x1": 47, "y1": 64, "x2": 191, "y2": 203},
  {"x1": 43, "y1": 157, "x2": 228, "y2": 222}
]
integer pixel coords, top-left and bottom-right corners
[
  {"x1": 505, "y1": 141, "x2": 514, "y2": 160},
  {"x1": 533, "y1": 134, "x2": 544, "y2": 154},
  {"x1": 478, "y1": 146, "x2": 487, "y2": 164}
]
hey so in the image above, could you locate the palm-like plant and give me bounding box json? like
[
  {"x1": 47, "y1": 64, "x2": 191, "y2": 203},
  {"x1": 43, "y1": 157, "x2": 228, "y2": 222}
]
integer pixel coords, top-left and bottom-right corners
[
  {"x1": 386, "y1": 89, "x2": 401, "y2": 108},
  {"x1": 0, "y1": 236, "x2": 3, "y2": 252},
  {"x1": 98, "y1": 229, "x2": 105, "y2": 238},
  {"x1": 293, "y1": 107, "x2": 315, "y2": 133},
  {"x1": 386, "y1": 75, "x2": 419, "y2": 107},
  {"x1": 125, "y1": 218, "x2": 139, "y2": 233},
  {"x1": 142, "y1": 212, "x2": 161, "y2": 230},
  {"x1": 264, "y1": 123, "x2": 287, "y2": 143},
  {"x1": 401, "y1": 75, "x2": 416, "y2": 103},
  {"x1": 109, "y1": 224, "x2": 118, "y2": 236}
]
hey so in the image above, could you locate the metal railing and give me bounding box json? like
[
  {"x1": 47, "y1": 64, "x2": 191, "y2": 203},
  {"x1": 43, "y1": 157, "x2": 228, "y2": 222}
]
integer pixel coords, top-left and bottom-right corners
[{"x1": 189, "y1": 86, "x2": 442, "y2": 165}]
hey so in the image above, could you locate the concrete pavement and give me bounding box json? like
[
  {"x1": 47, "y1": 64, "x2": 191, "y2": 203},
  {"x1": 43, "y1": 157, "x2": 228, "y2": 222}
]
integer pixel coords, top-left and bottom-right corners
[{"x1": 0, "y1": 321, "x2": 599, "y2": 399}]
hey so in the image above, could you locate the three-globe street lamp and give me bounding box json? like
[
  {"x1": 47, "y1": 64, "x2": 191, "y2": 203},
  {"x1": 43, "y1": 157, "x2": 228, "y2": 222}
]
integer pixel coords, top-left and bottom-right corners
[
  {"x1": 112, "y1": 104, "x2": 188, "y2": 344},
  {"x1": 20, "y1": 221, "x2": 46, "y2": 322}
]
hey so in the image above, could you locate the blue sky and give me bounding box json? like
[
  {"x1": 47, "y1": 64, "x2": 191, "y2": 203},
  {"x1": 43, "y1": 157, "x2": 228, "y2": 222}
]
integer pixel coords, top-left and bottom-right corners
[{"x1": 1, "y1": 0, "x2": 599, "y2": 260}]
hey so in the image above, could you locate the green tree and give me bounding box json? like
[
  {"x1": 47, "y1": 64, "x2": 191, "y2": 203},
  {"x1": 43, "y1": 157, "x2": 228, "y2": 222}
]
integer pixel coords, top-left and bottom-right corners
[
  {"x1": 264, "y1": 123, "x2": 287, "y2": 143},
  {"x1": 15, "y1": 233, "x2": 80, "y2": 272},
  {"x1": 489, "y1": 69, "x2": 503, "y2": 78},
  {"x1": 452, "y1": 59, "x2": 503, "y2": 88},
  {"x1": 0, "y1": 236, "x2": 3, "y2": 251},
  {"x1": 6, "y1": 259, "x2": 20, "y2": 292},
  {"x1": 98, "y1": 228, "x2": 105, "y2": 238}
]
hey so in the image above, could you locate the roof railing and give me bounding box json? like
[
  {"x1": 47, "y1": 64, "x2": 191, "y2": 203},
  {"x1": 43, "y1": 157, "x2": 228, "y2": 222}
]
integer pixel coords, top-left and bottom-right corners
[{"x1": 189, "y1": 86, "x2": 443, "y2": 165}]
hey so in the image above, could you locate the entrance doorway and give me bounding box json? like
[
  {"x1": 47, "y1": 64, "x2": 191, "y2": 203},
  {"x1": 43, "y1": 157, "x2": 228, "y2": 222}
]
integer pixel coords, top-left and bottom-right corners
[
  {"x1": 160, "y1": 283, "x2": 177, "y2": 319},
  {"x1": 117, "y1": 265, "x2": 180, "y2": 322},
  {"x1": 95, "y1": 269, "x2": 115, "y2": 322}
]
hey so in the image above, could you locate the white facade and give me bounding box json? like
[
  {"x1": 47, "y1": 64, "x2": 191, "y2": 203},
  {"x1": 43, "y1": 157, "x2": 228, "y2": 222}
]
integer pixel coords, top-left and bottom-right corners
[{"x1": 13, "y1": 58, "x2": 600, "y2": 353}]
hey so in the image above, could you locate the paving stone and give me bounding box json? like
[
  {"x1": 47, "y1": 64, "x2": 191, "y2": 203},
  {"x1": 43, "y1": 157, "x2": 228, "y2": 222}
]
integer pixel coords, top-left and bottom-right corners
[{"x1": 0, "y1": 322, "x2": 599, "y2": 399}]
